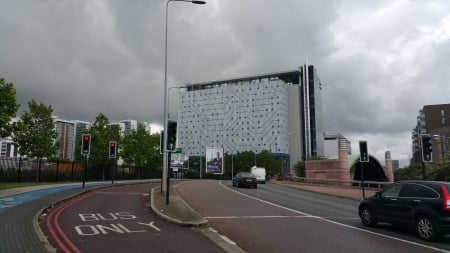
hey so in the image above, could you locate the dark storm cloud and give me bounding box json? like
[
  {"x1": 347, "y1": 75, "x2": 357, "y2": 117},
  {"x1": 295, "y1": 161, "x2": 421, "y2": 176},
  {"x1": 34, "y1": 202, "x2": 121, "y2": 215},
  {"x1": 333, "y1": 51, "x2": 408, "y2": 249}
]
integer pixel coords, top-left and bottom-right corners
[{"x1": 1, "y1": 0, "x2": 450, "y2": 166}]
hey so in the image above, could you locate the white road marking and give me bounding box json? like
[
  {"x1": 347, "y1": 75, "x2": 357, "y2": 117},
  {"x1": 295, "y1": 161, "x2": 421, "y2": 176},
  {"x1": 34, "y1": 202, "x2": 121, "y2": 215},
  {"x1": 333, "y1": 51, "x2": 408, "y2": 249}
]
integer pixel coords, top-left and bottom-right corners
[
  {"x1": 205, "y1": 215, "x2": 310, "y2": 219},
  {"x1": 207, "y1": 227, "x2": 237, "y2": 246},
  {"x1": 220, "y1": 235, "x2": 237, "y2": 245},
  {"x1": 137, "y1": 221, "x2": 161, "y2": 231},
  {"x1": 219, "y1": 181, "x2": 450, "y2": 253}
]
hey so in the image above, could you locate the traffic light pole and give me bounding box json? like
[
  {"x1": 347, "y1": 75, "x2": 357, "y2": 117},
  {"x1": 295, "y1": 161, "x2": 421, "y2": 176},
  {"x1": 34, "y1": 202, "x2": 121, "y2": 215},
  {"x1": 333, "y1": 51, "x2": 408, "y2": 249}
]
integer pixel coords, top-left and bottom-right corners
[
  {"x1": 82, "y1": 154, "x2": 87, "y2": 188},
  {"x1": 359, "y1": 140, "x2": 368, "y2": 198},
  {"x1": 422, "y1": 160, "x2": 426, "y2": 180},
  {"x1": 361, "y1": 162, "x2": 365, "y2": 198},
  {"x1": 166, "y1": 152, "x2": 171, "y2": 205}
]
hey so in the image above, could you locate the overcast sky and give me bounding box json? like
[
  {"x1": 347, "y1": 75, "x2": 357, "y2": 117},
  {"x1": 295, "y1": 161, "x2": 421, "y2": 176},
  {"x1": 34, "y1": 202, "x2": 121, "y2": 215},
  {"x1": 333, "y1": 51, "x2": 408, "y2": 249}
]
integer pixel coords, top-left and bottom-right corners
[{"x1": 1, "y1": 0, "x2": 450, "y2": 167}]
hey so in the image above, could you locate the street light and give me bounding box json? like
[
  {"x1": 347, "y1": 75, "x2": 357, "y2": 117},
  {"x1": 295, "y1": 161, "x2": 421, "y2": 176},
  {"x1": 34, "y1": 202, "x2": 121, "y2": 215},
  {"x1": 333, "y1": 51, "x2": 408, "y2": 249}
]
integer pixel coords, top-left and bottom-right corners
[{"x1": 162, "y1": 0, "x2": 206, "y2": 201}]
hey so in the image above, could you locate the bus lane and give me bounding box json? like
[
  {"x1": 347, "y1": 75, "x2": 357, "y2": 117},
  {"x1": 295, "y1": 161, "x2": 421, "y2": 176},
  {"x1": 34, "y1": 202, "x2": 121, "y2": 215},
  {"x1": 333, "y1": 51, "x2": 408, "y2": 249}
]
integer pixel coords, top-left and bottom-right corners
[{"x1": 42, "y1": 183, "x2": 224, "y2": 253}]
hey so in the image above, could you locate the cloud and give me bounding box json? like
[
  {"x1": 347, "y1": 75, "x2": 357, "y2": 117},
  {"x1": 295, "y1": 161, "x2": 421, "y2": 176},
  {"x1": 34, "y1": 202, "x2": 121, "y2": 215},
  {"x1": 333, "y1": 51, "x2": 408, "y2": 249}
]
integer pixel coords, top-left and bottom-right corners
[{"x1": 1, "y1": 0, "x2": 450, "y2": 167}]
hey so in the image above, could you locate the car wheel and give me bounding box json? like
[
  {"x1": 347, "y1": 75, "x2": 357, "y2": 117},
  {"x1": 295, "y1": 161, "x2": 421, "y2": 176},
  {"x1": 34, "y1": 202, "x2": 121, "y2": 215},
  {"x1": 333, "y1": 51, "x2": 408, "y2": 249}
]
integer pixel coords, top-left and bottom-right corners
[
  {"x1": 416, "y1": 215, "x2": 438, "y2": 241},
  {"x1": 254, "y1": 185, "x2": 257, "y2": 189},
  {"x1": 360, "y1": 205, "x2": 376, "y2": 227}
]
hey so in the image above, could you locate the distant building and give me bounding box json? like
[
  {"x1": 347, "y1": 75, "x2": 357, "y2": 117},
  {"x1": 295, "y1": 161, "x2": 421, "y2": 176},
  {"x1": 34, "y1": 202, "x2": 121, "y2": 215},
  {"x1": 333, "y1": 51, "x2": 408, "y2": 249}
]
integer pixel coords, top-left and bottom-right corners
[
  {"x1": 54, "y1": 118, "x2": 76, "y2": 161},
  {"x1": 119, "y1": 120, "x2": 138, "y2": 135},
  {"x1": 391, "y1": 160, "x2": 400, "y2": 169},
  {"x1": 109, "y1": 122, "x2": 126, "y2": 135},
  {"x1": 412, "y1": 103, "x2": 450, "y2": 162},
  {"x1": 178, "y1": 64, "x2": 324, "y2": 174},
  {"x1": 0, "y1": 118, "x2": 19, "y2": 158},
  {"x1": 0, "y1": 137, "x2": 16, "y2": 157},
  {"x1": 306, "y1": 140, "x2": 394, "y2": 184},
  {"x1": 324, "y1": 133, "x2": 351, "y2": 158}
]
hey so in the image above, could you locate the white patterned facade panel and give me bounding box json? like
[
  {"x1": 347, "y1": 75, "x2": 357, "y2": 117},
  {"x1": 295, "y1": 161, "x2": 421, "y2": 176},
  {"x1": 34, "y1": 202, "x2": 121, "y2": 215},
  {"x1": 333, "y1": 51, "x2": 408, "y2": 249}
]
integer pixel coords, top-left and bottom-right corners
[{"x1": 179, "y1": 79, "x2": 289, "y2": 156}]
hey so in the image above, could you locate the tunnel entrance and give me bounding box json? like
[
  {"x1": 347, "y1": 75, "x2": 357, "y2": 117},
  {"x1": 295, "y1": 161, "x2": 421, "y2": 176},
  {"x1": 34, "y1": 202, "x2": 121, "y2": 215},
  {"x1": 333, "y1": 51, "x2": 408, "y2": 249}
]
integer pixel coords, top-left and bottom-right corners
[{"x1": 352, "y1": 157, "x2": 388, "y2": 182}]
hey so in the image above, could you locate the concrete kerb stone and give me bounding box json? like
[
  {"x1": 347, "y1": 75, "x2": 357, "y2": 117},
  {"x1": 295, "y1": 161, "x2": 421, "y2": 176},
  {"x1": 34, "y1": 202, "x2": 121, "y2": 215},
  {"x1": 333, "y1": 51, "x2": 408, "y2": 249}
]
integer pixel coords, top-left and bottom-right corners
[{"x1": 150, "y1": 184, "x2": 208, "y2": 227}]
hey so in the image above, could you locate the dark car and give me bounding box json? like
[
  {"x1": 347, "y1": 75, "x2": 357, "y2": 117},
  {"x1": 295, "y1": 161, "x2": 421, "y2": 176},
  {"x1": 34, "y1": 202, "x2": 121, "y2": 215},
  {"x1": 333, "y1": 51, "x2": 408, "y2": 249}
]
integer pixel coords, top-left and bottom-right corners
[
  {"x1": 358, "y1": 180, "x2": 450, "y2": 241},
  {"x1": 233, "y1": 172, "x2": 258, "y2": 188}
]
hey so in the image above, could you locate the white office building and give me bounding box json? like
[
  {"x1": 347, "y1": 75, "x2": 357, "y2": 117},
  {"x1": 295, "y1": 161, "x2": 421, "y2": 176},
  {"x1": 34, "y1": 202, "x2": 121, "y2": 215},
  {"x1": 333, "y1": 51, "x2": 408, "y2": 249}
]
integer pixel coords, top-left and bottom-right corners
[{"x1": 177, "y1": 64, "x2": 324, "y2": 174}]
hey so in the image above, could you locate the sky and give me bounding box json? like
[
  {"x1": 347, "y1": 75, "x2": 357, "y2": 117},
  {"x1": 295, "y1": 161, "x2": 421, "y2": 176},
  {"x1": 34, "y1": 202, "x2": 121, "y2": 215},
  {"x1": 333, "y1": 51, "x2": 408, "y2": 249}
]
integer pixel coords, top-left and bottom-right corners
[{"x1": 1, "y1": 0, "x2": 450, "y2": 167}]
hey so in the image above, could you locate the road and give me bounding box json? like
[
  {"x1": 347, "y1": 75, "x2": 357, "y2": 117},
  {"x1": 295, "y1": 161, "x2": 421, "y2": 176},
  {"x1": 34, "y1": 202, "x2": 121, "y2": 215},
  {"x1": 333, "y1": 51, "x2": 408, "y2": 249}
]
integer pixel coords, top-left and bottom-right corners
[
  {"x1": 42, "y1": 183, "x2": 224, "y2": 253},
  {"x1": 177, "y1": 180, "x2": 450, "y2": 253}
]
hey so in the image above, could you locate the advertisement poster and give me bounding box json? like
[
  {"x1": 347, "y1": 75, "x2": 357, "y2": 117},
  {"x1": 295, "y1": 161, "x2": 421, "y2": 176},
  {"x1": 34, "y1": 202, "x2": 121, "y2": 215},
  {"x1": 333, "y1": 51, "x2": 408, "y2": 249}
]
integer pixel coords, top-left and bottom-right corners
[
  {"x1": 206, "y1": 147, "x2": 223, "y2": 174},
  {"x1": 170, "y1": 153, "x2": 189, "y2": 169}
]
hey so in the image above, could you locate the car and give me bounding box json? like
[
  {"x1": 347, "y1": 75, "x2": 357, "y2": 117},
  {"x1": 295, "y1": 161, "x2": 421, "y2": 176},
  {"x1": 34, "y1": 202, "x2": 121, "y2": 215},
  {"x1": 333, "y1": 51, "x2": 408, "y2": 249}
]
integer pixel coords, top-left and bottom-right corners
[
  {"x1": 232, "y1": 172, "x2": 258, "y2": 188},
  {"x1": 358, "y1": 180, "x2": 450, "y2": 241}
]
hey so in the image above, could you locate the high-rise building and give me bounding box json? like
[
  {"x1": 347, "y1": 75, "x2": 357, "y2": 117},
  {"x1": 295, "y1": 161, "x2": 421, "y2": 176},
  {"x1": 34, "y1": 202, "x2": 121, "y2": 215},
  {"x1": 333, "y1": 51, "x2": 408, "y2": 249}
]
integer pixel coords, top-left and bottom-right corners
[
  {"x1": 54, "y1": 118, "x2": 76, "y2": 161},
  {"x1": 412, "y1": 103, "x2": 450, "y2": 162},
  {"x1": 119, "y1": 120, "x2": 138, "y2": 135},
  {"x1": 177, "y1": 64, "x2": 324, "y2": 173}
]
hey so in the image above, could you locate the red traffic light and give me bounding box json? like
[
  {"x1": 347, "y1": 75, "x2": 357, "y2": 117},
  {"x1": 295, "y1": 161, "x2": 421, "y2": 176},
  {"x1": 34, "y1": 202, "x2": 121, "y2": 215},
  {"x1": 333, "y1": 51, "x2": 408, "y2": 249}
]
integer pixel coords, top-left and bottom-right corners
[
  {"x1": 82, "y1": 134, "x2": 91, "y2": 155},
  {"x1": 109, "y1": 141, "x2": 117, "y2": 158}
]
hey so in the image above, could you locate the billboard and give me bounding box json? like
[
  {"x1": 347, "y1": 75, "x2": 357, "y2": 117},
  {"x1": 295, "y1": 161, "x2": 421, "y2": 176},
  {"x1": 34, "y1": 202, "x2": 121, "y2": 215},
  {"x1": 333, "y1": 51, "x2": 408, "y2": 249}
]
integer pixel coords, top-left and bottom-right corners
[
  {"x1": 206, "y1": 147, "x2": 223, "y2": 174},
  {"x1": 170, "y1": 153, "x2": 189, "y2": 169}
]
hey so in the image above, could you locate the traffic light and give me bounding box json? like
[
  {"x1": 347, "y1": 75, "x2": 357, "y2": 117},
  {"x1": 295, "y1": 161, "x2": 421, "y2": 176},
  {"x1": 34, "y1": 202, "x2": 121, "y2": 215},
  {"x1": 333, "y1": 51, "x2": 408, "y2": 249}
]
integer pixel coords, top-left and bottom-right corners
[
  {"x1": 421, "y1": 134, "x2": 432, "y2": 162},
  {"x1": 81, "y1": 134, "x2": 91, "y2": 155},
  {"x1": 166, "y1": 120, "x2": 177, "y2": 151},
  {"x1": 359, "y1": 140, "x2": 369, "y2": 162},
  {"x1": 109, "y1": 141, "x2": 117, "y2": 158}
]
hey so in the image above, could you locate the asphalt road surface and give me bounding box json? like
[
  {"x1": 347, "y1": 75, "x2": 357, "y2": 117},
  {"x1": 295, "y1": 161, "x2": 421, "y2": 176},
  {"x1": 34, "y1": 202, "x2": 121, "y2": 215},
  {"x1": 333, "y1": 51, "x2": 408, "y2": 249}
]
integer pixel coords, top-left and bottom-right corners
[
  {"x1": 176, "y1": 180, "x2": 450, "y2": 253},
  {"x1": 42, "y1": 183, "x2": 224, "y2": 253}
]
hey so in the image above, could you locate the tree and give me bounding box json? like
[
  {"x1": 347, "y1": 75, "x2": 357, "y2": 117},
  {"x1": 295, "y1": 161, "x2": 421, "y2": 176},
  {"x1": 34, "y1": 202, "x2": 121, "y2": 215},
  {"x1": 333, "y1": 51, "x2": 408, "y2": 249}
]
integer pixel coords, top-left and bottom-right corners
[
  {"x1": 13, "y1": 100, "x2": 59, "y2": 182},
  {"x1": 0, "y1": 77, "x2": 19, "y2": 138},
  {"x1": 293, "y1": 160, "x2": 305, "y2": 177},
  {"x1": 14, "y1": 100, "x2": 59, "y2": 158},
  {"x1": 88, "y1": 113, "x2": 114, "y2": 180},
  {"x1": 431, "y1": 155, "x2": 450, "y2": 181},
  {"x1": 235, "y1": 151, "x2": 255, "y2": 173},
  {"x1": 121, "y1": 123, "x2": 161, "y2": 179},
  {"x1": 257, "y1": 149, "x2": 283, "y2": 176}
]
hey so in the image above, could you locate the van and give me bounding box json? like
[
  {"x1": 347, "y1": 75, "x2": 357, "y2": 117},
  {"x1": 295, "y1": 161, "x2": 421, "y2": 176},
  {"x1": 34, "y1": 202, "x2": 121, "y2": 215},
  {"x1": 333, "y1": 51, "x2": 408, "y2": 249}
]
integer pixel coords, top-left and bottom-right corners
[{"x1": 250, "y1": 166, "x2": 266, "y2": 184}]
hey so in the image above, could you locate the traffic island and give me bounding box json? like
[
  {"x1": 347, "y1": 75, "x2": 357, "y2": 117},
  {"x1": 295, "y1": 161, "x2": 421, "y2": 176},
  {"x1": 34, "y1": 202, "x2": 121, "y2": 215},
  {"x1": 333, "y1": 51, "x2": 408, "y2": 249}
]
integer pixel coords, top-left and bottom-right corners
[{"x1": 150, "y1": 185, "x2": 207, "y2": 227}]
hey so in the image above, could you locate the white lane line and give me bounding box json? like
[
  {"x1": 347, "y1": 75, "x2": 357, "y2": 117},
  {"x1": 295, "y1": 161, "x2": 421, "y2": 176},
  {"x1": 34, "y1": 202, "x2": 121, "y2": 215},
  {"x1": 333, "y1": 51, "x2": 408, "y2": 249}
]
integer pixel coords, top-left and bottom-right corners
[
  {"x1": 208, "y1": 227, "x2": 237, "y2": 246},
  {"x1": 220, "y1": 235, "x2": 237, "y2": 245},
  {"x1": 205, "y1": 215, "x2": 310, "y2": 219},
  {"x1": 219, "y1": 181, "x2": 450, "y2": 253}
]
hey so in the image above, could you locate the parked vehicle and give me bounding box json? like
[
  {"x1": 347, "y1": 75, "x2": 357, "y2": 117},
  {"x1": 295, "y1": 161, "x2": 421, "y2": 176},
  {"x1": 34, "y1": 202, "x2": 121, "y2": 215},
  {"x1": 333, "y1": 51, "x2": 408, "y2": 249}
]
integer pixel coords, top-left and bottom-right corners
[
  {"x1": 358, "y1": 180, "x2": 450, "y2": 241},
  {"x1": 233, "y1": 172, "x2": 258, "y2": 188},
  {"x1": 250, "y1": 166, "x2": 266, "y2": 184}
]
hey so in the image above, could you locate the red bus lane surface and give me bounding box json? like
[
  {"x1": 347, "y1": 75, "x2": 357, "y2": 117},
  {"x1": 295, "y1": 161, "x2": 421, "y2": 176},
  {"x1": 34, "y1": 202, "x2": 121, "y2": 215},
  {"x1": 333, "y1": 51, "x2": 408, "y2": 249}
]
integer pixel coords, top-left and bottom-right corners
[
  {"x1": 176, "y1": 180, "x2": 449, "y2": 253},
  {"x1": 42, "y1": 183, "x2": 223, "y2": 253}
]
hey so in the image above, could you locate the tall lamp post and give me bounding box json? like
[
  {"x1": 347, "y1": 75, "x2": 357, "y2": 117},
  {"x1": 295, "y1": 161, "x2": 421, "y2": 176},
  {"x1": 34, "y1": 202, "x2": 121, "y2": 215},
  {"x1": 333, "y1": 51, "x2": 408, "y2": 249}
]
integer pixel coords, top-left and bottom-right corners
[{"x1": 162, "y1": 0, "x2": 206, "y2": 199}]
